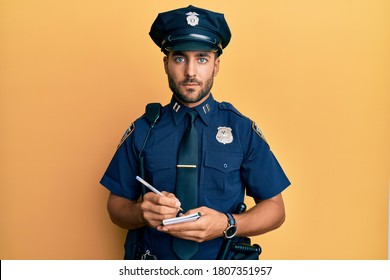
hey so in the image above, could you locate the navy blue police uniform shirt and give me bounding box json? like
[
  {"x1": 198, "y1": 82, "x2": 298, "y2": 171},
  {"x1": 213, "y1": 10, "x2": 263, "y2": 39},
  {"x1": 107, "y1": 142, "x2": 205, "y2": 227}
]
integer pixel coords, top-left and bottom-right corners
[{"x1": 100, "y1": 94, "x2": 290, "y2": 259}]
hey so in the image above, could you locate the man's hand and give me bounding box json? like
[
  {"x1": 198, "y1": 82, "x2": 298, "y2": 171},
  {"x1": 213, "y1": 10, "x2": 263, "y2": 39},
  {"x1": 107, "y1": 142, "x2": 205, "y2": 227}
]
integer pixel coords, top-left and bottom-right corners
[
  {"x1": 156, "y1": 206, "x2": 227, "y2": 243},
  {"x1": 140, "y1": 191, "x2": 182, "y2": 228}
]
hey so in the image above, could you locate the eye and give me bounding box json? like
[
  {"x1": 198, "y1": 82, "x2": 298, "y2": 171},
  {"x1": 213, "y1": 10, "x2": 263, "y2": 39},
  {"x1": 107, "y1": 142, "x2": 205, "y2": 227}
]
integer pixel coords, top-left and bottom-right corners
[
  {"x1": 198, "y1": 58, "x2": 208, "y2": 64},
  {"x1": 174, "y1": 57, "x2": 185, "y2": 63}
]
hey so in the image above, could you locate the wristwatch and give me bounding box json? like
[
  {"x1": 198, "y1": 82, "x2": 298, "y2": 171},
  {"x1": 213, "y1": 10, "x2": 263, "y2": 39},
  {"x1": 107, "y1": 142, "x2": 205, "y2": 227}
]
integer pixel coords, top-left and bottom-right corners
[{"x1": 223, "y1": 213, "x2": 237, "y2": 239}]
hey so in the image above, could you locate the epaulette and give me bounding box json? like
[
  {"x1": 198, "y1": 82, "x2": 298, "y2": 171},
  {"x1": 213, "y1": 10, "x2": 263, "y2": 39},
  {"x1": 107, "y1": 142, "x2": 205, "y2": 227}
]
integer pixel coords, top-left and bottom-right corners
[{"x1": 218, "y1": 102, "x2": 243, "y2": 117}]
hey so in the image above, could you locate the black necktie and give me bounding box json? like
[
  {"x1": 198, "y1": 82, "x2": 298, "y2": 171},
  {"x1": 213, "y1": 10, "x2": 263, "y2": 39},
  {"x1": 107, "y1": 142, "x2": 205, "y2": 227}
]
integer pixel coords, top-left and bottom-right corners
[{"x1": 173, "y1": 110, "x2": 199, "y2": 259}]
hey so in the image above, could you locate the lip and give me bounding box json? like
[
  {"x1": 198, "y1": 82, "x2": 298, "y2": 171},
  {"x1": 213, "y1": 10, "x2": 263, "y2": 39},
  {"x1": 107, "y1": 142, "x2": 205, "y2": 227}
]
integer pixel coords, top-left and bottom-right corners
[{"x1": 182, "y1": 83, "x2": 199, "y2": 86}]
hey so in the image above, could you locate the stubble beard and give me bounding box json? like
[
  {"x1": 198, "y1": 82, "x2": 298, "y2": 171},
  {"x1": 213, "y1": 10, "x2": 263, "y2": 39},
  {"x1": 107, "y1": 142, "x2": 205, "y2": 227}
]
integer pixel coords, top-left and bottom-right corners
[{"x1": 168, "y1": 74, "x2": 214, "y2": 104}]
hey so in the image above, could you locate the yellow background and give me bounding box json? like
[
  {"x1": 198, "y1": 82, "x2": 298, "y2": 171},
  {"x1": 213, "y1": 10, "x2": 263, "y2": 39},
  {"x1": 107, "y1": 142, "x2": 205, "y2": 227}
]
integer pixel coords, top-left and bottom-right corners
[{"x1": 1, "y1": 0, "x2": 389, "y2": 259}]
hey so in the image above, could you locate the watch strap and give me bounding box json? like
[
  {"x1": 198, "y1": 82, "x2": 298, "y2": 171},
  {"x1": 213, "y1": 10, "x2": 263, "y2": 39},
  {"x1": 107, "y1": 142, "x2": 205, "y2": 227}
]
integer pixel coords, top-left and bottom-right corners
[{"x1": 225, "y1": 213, "x2": 235, "y2": 226}]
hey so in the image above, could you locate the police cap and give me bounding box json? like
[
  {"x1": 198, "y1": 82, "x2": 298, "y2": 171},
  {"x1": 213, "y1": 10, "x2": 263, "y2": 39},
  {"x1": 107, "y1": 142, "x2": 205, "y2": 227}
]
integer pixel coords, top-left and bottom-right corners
[{"x1": 149, "y1": 5, "x2": 231, "y2": 56}]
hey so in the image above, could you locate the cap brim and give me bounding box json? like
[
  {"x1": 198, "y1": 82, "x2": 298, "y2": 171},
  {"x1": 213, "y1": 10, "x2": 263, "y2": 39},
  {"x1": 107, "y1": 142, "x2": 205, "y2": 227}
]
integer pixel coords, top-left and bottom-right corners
[{"x1": 164, "y1": 41, "x2": 219, "y2": 52}]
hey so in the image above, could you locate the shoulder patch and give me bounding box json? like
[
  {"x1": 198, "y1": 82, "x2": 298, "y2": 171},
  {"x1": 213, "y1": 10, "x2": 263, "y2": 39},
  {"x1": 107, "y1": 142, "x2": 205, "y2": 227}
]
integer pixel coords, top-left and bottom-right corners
[
  {"x1": 117, "y1": 122, "x2": 135, "y2": 149},
  {"x1": 219, "y1": 102, "x2": 243, "y2": 117},
  {"x1": 252, "y1": 122, "x2": 268, "y2": 145}
]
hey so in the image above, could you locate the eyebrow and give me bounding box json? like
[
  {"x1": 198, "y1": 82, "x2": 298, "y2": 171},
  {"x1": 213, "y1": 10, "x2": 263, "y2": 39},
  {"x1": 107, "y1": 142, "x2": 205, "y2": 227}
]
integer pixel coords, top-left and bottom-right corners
[{"x1": 195, "y1": 52, "x2": 212, "y2": 57}]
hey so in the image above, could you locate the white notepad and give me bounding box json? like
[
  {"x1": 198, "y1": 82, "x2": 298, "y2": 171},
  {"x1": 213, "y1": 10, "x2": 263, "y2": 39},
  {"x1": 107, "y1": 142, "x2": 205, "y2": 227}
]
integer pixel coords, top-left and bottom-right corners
[{"x1": 162, "y1": 212, "x2": 201, "y2": 226}]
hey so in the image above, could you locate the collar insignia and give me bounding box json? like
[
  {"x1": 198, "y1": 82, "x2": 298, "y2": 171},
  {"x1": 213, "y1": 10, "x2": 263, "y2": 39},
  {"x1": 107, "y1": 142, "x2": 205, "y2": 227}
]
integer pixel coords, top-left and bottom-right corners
[
  {"x1": 173, "y1": 102, "x2": 181, "y2": 112},
  {"x1": 186, "y1": 12, "x2": 199, "y2": 26},
  {"x1": 202, "y1": 103, "x2": 211, "y2": 114},
  {"x1": 216, "y1": 126, "x2": 233, "y2": 145}
]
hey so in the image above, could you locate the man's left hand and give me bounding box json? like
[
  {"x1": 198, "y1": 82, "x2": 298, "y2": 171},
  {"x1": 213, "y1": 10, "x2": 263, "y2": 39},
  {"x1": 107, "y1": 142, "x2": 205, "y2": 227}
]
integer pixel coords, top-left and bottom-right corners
[{"x1": 156, "y1": 206, "x2": 226, "y2": 242}]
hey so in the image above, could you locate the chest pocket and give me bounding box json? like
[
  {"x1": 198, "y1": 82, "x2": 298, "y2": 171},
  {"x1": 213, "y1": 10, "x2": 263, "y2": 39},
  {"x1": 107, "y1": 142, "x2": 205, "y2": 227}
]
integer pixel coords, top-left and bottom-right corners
[
  {"x1": 203, "y1": 151, "x2": 243, "y2": 200},
  {"x1": 145, "y1": 154, "x2": 175, "y2": 193}
]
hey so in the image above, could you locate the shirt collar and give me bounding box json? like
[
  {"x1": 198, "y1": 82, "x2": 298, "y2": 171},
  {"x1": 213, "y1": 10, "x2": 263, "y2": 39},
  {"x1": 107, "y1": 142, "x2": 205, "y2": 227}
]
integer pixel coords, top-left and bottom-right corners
[{"x1": 170, "y1": 94, "x2": 216, "y2": 126}]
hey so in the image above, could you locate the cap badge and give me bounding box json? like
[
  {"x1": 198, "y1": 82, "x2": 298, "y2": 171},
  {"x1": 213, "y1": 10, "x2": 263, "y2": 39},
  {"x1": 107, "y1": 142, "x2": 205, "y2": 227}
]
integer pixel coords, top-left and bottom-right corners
[
  {"x1": 216, "y1": 126, "x2": 233, "y2": 145},
  {"x1": 186, "y1": 12, "x2": 199, "y2": 26}
]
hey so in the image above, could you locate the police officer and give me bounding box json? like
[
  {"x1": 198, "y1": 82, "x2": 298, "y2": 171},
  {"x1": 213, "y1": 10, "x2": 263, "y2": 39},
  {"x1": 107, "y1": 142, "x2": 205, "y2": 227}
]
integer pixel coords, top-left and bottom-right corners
[{"x1": 100, "y1": 5, "x2": 290, "y2": 260}]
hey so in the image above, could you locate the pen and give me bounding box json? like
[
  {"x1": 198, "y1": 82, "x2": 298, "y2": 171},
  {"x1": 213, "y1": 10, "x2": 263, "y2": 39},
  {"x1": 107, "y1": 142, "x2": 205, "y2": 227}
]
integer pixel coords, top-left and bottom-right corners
[{"x1": 136, "y1": 176, "x2": 183, "y2": 211}]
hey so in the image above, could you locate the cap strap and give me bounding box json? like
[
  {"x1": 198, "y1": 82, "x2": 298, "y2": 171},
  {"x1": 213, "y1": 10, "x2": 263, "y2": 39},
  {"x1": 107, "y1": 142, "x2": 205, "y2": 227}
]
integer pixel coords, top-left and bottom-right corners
[{"x1": 163, "y1": 33, "x2": 220, "y2": 47}]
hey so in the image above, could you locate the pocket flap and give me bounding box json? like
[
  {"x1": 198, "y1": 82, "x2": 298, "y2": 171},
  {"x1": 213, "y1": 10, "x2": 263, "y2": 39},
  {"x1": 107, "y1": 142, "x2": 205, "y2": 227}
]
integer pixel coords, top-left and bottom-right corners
[
  {"x1": 205, "y1": 151, "x2": 242, "y2": 173},
  {"x1": 146, "y1": 154, "x2": 172, "y2": 172}
]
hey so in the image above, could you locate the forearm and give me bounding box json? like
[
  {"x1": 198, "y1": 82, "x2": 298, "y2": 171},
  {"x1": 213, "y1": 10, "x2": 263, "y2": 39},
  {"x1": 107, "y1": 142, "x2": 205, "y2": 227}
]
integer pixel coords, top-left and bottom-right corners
[
  {"x1": 107, "y1": 193, "x2": 145, "y2": 230},
  {"x1": 234, "y1": 194, "x2": 285, "y2": 237}
]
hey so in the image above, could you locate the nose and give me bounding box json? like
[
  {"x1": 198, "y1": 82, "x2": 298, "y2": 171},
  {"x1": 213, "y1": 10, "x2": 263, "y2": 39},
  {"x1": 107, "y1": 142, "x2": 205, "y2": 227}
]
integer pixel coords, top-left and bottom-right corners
[{"x1": 185, "y1": 59, "x2": 196, "y2": 77}]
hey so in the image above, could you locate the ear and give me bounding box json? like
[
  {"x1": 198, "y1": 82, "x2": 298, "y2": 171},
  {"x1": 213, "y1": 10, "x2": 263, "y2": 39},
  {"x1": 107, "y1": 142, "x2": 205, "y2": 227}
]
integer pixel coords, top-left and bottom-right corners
[
  {"x1": 163, "y1": 56, "x2": 168, "y2": 74},
  {"x1": 213, "y1": 57, "x2": 220, "y2": 77}
]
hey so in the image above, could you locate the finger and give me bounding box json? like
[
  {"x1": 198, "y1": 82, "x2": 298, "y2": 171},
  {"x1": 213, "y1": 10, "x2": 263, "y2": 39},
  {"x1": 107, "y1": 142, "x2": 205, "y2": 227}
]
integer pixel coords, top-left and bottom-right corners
[
  {"x1": 158, "y1": 196, "x2": 182, "y2": 210},
  {"x1": 144, "y1": 192, "x2": 181, "y2": 209},
  {"x1": 161, "y1": 191, "x2": 175, "y2": 198},
  {"x1": 143, "y1": 210, "x2": 181, "y2": 228},
  {"x1": 140, "y1": 201, "x2": 179, "y2": 224},
  {"x1": 161, "y1": 192, "x2": 182, "y2": 209},
  {"x1": 143, "y1": 205, "x2": 180, "y2": 219},
  {"x1": 161, "y1": 216, "x2": 202, "y2": 232}
]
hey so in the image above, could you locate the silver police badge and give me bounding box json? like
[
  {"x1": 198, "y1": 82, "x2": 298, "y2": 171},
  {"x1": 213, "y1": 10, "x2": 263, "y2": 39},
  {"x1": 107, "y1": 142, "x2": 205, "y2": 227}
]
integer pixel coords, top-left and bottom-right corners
[
  {"x1": 186, "y1": 12, "x2": 199, "y2": 26},
  {"x1": 216, "y1": 127, "x2": 233, "y2": 144}
]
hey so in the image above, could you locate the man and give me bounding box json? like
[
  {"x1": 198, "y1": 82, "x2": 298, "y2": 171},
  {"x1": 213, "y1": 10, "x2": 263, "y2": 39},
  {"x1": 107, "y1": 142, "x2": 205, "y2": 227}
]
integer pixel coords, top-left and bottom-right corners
[{"x1": 100, "y1": 5, "x2": 290, "y2": 260}]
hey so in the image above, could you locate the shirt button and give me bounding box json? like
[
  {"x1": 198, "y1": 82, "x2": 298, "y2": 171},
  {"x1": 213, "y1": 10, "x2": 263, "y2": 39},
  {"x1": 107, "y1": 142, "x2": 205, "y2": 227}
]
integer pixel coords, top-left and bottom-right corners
[{"x1": 223, "y1": 164, "x2": 228, "y2": 168}]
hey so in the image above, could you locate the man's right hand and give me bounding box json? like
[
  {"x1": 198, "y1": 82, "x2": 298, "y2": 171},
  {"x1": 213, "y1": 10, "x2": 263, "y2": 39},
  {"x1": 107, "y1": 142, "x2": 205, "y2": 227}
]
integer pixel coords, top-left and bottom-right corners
[{"x1": 140, "y1": 191, "x2": 181, "y2": 228}]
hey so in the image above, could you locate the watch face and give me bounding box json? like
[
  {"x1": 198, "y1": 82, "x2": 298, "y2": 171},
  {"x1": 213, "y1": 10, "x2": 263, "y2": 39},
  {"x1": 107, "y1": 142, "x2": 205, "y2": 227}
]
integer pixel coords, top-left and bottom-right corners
[{"x1": 226, "y1": 226, "x2": 237, "y2": 238}]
